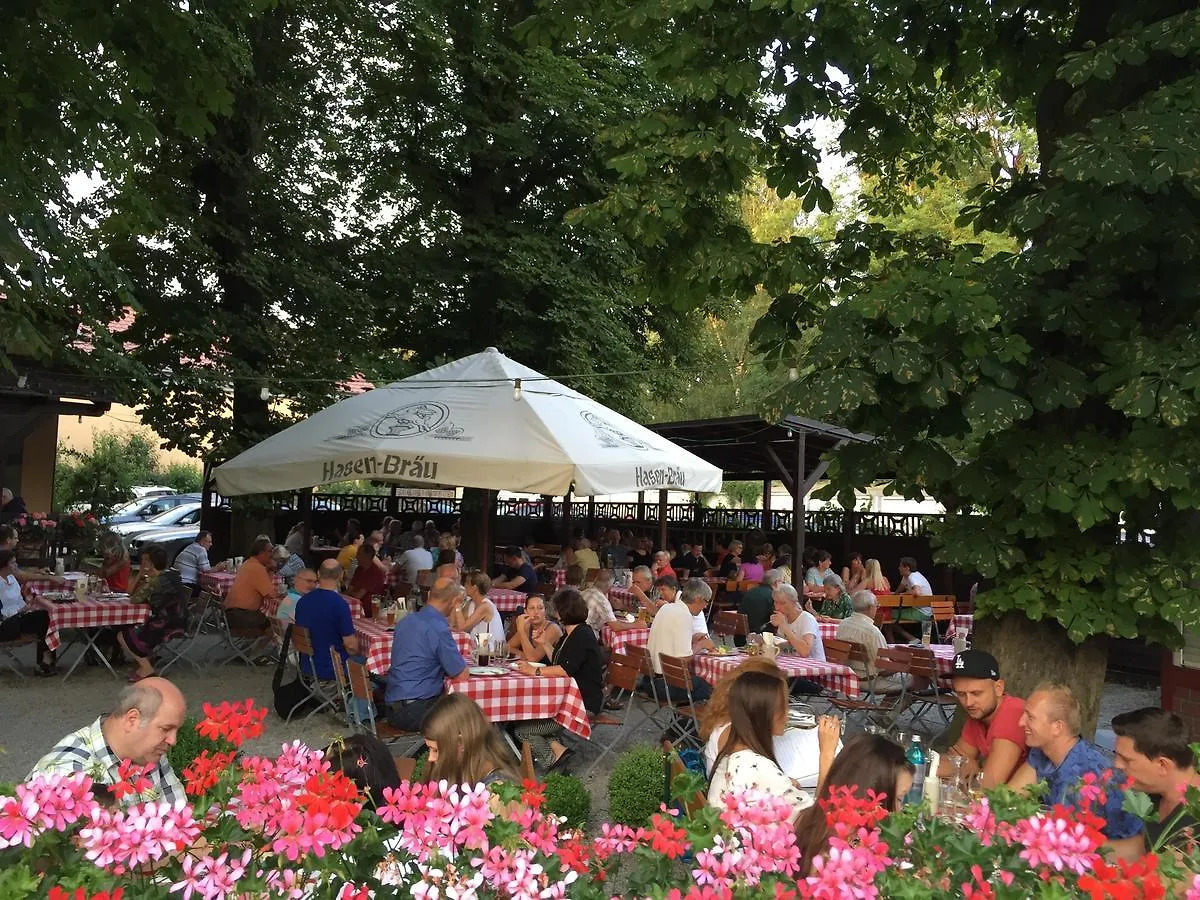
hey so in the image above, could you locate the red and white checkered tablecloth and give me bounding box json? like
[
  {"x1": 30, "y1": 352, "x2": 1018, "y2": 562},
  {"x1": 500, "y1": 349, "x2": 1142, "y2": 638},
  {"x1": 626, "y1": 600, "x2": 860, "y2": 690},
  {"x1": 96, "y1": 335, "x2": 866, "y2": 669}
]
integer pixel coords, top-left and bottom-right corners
[
  {"x1": 21, "y1": 572, "x2": 87, "y2": 599},
  {"x1": 199, "y1": 570, "x2": 284, "y2": 597},
  {"x1": 355, "y1": 619, "x2": 473, "y2": 676},
  {"x1": 819, "y1": 621, "x2": 839, "y2": 641},
  {"x1": 448, "y1": 671, "x2": 592, "y2": 739},
  {"x1": 487, "y1": 589, "x2": 530, "y2": 613},
  {"x1": 889, "y1": 642, "x2": 957, "y2": 678},
  {"x1": 692, "y1": 651, "x2": 861, "y2": 700},
  {"x1": 951, "y1": 614, "x2": 973, "y2": 636},
  {"x1": 29, "y1": 596, "x2": 149, "y2": 653},
  {"x1": 602, "y1": 624, "x2": 650, "y2": 656}
]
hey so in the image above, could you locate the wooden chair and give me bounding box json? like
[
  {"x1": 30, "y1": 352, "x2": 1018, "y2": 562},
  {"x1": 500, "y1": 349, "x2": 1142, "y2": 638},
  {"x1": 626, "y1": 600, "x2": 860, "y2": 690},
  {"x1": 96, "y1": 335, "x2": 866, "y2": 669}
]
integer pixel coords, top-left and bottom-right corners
[
  {"x1": 625, "y1": 645, "x2": 674, "y2": 728},
  {"x1": 712, "y1": 610, "x2": 748, "y2": 642},
  {"x1": 658, "y1": 653, "x2": 702, "y2": 749},
  {"x1": 346, "y1": 659, "x2": 423, "y2": 754},
  {"x1": 822, "y1": 637, "x2": 853, "y2": 665},
  {"x1": 584, "y1": 568, "x2": 601, "y2": 584},
  {"x1": 584, "y1": 651, "x2": 654, "y2": 776},
  {"x1": 0, "y1": 634, "x2": 39, "y2": 678},
  {"x1": 286, "y1": 625, "x2": 339, "y2": 721},
  {"x1": 827, "y1": 647, "x2": 914, "y2": 734},
  {"x1": 929, "y1": 597, "x2": 956, "y2": 641},
  {"x1": 905, "y1": 648, "x2": 958, "y2": 728}
]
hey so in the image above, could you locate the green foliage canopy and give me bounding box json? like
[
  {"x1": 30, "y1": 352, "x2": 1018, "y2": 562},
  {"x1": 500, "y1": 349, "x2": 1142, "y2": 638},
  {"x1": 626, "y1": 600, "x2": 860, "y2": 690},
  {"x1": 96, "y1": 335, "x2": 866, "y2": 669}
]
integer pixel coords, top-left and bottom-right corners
[{"x1": 54, "y1": 432, "x2": 201, "y2": 515}]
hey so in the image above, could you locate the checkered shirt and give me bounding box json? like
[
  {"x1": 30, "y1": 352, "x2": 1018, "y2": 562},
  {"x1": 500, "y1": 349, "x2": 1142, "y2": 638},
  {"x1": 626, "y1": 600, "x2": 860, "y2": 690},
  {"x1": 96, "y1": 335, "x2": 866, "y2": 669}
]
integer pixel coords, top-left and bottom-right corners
[{"x1": 28, "y1": 716, "x2": 187, "y2": 808}]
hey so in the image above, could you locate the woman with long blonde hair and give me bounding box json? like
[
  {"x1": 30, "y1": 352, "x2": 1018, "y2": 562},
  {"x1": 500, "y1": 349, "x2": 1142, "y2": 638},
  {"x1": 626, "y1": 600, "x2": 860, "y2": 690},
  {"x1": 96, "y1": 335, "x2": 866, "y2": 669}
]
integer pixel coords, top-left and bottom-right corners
[
  {"x1": 862, "y1": 558, "x2": 891, "y2": 593},
  {"x1": 421, "y1": 694, "x2": 521, "y2": 787}
]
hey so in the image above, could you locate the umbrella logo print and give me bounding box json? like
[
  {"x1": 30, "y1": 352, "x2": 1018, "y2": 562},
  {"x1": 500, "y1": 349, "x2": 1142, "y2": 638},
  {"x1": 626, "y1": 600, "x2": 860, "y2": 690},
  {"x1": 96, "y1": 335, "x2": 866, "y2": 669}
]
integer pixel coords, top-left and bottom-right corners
[
  {"x1": 371, "y1": 402, "x2": 450, "y2": 438},
  {"x1": 581, "y1": 410, "x2": 650, "y2": 451}
]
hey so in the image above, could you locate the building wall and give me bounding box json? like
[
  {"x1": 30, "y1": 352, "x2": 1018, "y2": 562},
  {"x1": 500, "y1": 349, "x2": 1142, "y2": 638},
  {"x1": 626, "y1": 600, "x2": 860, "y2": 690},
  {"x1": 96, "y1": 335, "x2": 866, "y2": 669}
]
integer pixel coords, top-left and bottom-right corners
[
  {"x1": 57, "y1": 404, "x2": 200, "y2": 468},
  {"x1": 1162, "y1": 627, "x2": 1200, "y2": 737},
  {"x1": 19, "y1": 414, "x2": 58, "y2": 513}
]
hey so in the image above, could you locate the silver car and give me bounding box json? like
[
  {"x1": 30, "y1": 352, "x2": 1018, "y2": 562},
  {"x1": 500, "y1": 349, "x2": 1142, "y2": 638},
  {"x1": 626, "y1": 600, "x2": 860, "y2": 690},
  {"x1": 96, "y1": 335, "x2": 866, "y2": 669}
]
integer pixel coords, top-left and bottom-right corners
[
  {"x1": 114, "y1": 502, "x2": 202, "y2": 547},
  {"x1": 128, "y1": 520, "x2": 203, "y2": 565}
]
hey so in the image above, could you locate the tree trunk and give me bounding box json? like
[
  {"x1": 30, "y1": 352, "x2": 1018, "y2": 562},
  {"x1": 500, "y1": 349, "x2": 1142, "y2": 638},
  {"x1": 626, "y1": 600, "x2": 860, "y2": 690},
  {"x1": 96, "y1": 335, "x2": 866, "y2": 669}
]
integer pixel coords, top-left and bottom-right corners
[{"x1": 973, "y1": 610, "x2": 1109, "y2": 738}]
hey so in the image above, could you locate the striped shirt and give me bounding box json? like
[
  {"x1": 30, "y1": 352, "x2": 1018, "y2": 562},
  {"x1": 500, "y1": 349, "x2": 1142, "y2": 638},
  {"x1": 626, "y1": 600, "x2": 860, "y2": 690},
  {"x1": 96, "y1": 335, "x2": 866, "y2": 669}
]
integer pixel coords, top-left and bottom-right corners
[{"x1": 28, "y1": 717, "x2": 186, "y2": 808}]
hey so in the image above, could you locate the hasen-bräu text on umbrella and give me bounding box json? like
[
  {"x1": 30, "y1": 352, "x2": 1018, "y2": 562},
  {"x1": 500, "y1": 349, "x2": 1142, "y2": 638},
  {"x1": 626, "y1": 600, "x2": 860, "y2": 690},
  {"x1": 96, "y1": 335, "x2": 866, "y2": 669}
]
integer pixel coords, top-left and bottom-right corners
[
  {"x1": 322, "y1": 454, "x2": 439, "y2": 483},
  {"x1": 635, "y1": 465, "x2": 687, "y2": 489}
]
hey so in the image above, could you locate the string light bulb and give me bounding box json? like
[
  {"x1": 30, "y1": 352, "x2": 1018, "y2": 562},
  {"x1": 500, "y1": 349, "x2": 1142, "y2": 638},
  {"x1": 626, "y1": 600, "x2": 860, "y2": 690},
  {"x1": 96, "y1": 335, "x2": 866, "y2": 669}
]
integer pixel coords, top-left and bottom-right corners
[
  {"x1": 788, "y1": 367, "x2": 799, "y2": 382},
  {"x1": 513, "y1": 378, "x2": 523, "y2": 401},
  {"x1": 260, "y1": 386, "x2": 271, "y2": 401}
]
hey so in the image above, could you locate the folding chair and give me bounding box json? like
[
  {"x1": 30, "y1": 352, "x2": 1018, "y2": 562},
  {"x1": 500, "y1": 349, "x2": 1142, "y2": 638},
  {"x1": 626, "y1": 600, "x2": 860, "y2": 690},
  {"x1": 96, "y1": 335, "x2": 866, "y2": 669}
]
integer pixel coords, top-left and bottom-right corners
[
  {"x1": 658, "y1": 653, "x2": 702, "y2": 749},
  {"x1": 208, "y1": 597, "x2": 274, "y2": 668},
  {"x1": 624, "y1": 644, "x2": 674, "y2": 728},
  {"x1": 346, "y1": 659, "x2": 424, "y2": 755},
  {"x1": 584, "y1": 651, "x2": 657, "y2": 776},
  {"x1": 0, "y1": 635, "x2": 38, "y2": 678},
  {"x1": 929, "y1": 598, "x2": 956, "y2": 642},
  {"x1": 286, "y1": 625, "x2": 340, "y2": 720},
  {"x1": 158, "y1": 589, "x2": 212, "y2": 673},
  {"x1": 521, "y1": 741, "x2": 537, "y2": 783},
  {"x1": 329, "y1": 647, "x2": 356, "y2": 728},
  {"x1": 711, "y1": 610, "x2": 748, "y2": 648},
  {"x1": 827, "y1": 647, "x2": 914, "y2": 734},
  {"x1": 904, "y1": 648, "x2": 958, "y2": 730}
]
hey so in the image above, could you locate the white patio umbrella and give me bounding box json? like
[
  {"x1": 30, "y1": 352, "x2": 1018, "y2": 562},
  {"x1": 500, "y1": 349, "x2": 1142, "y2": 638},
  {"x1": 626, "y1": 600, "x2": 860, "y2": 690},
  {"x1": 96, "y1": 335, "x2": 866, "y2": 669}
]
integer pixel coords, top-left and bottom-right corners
[{"x1": 213, "y1": 347, "x2": 722, "y2": 497}]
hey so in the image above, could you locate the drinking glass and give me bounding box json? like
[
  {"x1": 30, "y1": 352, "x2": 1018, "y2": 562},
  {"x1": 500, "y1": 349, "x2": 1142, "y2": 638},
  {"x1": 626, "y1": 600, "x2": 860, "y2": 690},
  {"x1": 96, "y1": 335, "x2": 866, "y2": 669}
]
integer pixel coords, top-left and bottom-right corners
[{"x1": 920, "y1": 618, "x2": 933, "y2": 645}]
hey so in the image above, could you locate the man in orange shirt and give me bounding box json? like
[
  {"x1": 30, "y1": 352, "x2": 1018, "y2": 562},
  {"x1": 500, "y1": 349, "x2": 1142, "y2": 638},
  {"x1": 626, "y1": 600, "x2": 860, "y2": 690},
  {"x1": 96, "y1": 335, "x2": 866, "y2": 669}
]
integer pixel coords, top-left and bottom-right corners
[{"x1": 224, "y1": 537, "x2": 277, "y2": 629}]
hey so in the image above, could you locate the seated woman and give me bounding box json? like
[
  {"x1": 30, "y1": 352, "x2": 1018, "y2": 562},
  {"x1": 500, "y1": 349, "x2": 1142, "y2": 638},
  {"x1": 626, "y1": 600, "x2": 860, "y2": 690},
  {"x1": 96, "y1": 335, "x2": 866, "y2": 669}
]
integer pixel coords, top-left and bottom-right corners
[
  {"x1": 421, "y1": 693, "x2": 521, "y2": 787},
  {"x1": 862, "y1": 558, "x2": 891, "y2": 594},
  {"x1": 0, "y1": 548, "x2": 56, "y2": 675},
  {"x1": 506, "y1": 594, "x2": 562, "y2": 664},
  {"x1": 117, "y1": 543, "x2": 188, "y2": 682},
  {"x1": 98, "y1": 533, "x2": 132, "y2": 593},
  {"x1": 451, "y1": 571, "x2": 506, "y2": 650},
  {"x1": 325, "y1": 733, "x2": 403, "y2": 808},
  {"x1": 701, "y1": 658, "x2": 841, "y2": 790},
  {"x1": 514, "y1": 588, "x2": 604, "y2": 769},
  {"x1": 707, "y1": 670, "x2": 838, "y2": 822},
  {"x1": 793, "y1": 733, "x2": 914, "y2": 874}
]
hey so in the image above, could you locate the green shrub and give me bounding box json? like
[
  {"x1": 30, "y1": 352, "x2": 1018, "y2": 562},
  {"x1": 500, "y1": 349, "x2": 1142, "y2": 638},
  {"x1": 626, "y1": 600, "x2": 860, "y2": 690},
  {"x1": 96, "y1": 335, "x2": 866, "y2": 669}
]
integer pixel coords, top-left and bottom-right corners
[
  {"x1": 167, "y1": 717, "x2": 235, "y2": 776},
  {"x1": 543, "y1": 773, "x2": 591, "y2": 828},
  {"x1": 607, "y1": 744, "x2": 665, "y2": 826}
]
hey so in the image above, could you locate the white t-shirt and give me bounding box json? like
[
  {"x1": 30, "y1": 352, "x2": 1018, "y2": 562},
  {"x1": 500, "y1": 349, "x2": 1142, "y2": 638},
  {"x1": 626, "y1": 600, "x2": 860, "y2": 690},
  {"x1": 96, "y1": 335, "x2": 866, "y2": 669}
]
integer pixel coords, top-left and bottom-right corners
[
  {"x1": 704, "y1": 723, "x2": 839, "y2": 790},
  {"x1": 707, "y1": 748, "x2": 813, "y2": 821},
  {"x1": 1, "y1": 573, "x2": 25, "y2": 619},
  {"x1": 903, "y1": 570, "x2": 933, "y2": 615},
  {"x1": 582, "y1": 587, "x2": 616, "y2": 636},
  {"x1": 783, "y1": 610, "x2": 825, "y2": 661},
  {"x1": 646, "y1": 599, "x2": 694, "y2": 674},
  {"x1": 691, "y1": 610, "x2": 709, "y2": 636},
  {"x1": 398, "y1": 547, "x2": 434, "y2": 585}
]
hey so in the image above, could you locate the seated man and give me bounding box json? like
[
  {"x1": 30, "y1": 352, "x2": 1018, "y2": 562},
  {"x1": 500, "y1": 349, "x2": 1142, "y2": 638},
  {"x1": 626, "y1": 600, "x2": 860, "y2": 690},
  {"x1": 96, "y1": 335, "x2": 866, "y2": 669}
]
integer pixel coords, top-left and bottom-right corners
[
  {"x1": 893, "y1": 555, "x2": 932, "y2": 642},
  {"x1": 599, "y1": 530, "x2": 630, "y2": 571},
  {"x1": 739, "y1": 569, "x2": 780, "y2": 636},
  {"x1": 670, "y1": 542, "x2": 693, "y2": 573},
  {"x1": 276, "y1": 544, "x2": 306, "y2": 588},
  {"x1": 582, "y1": 570, "x2": 639, "y2": 638},
  {"x1": 836, "y1": 590, "x2": 908, "y2": 693},
  {"x1": 681, "y1": 577, "x2": 717, "y2": 654},
  {"x1": 276, "y1": 567, "x2": 317, "y2": 623},
  {"x1": 395, "y1": 535, "x2": 434, "y2": 587},
  {"x1": 683, "y1": 543, "x2": 711, "y2": 575},
  {"x1": 939, "y1": 650, "x2": 1028, "y2": 787},
  {"x1": 651, "y1": 551, "x2": 676, "y2": 579},
  {"x1": 175, "y1": 530, "x2": 226, "y2": 596},
  {"x1": 1007, "y1": 683, "x2": 1141, "y2": 839},
  {"x1": 572, "y1": 539, "x2": 601, "y2": 576},
  {"x1": 629, "y1": 565, "x2": 658, "y2": 616},
  {"x1": 223, "y1": 537, "x2": 278, "y2": 630},
  {"x1": 642, "y1": 574, "x2": 712, "y2": 703},
  {"x1": 1109, "y1": 707, "x2": 1199, "y2": 861},
  {"x1": 717, "y1": 540, "x2": 743, "y2": 579},
  {"x1": 29, "y1": 678, "x2": 187, "y2": 807},
  {"x1": 384, "y1": 577, "x2": 469, "y2": 730},
  {"x1": 347, "y1": 543, "x2": 388, "y2": 618},
  {"x1": 294, "y1": 561, "x2": 358, "y2": 682},
  {"x1": 492, "y1": 545, "x2": 540, "y2": 595},
  {"x1": 770, "y1": 582, "x2": 826, "y2": 694}
]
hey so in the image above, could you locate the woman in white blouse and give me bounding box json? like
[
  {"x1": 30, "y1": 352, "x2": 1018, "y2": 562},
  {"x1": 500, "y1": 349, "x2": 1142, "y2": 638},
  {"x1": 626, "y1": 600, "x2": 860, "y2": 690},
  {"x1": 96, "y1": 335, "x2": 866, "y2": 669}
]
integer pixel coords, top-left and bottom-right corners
[
  {"x1": 707, "y1": 669, "x2": 839, "y2": 821},
  {"x1": 0, "y1": 549, "x2": 55, "y2": 675},
  {"x1": 451, "y1": 571, "x2": 506, "y2": 649}
]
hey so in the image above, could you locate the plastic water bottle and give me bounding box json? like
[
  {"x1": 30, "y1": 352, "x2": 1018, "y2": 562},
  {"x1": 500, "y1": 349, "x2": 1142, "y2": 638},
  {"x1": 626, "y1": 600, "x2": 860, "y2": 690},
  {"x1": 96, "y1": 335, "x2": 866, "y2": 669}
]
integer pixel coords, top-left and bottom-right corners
[{"x1": 905, "y1": 736, "x2": 927, "y2": 805}]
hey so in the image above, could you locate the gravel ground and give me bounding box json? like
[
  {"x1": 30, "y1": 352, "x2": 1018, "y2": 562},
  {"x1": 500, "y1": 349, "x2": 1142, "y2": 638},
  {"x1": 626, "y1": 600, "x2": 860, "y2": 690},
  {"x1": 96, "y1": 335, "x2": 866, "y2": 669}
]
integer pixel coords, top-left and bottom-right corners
[{"x1": 0, "y1": 636, "x2": 1160, "y2": 809}]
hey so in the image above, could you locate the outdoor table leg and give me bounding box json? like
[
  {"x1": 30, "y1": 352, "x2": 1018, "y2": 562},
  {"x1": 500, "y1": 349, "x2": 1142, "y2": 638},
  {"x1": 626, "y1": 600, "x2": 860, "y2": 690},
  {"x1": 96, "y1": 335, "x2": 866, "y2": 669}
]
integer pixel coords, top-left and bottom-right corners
[{"x1": 60, "y1": 627, "x2": 122, "y2": 681}]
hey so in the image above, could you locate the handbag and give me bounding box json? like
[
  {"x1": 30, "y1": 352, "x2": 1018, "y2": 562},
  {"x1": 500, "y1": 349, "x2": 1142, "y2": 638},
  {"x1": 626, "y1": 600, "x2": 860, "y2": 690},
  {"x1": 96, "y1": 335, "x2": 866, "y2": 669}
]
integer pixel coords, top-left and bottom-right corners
[{"x1": 272, "y1": 624, "x2": 315, "y2": 720}]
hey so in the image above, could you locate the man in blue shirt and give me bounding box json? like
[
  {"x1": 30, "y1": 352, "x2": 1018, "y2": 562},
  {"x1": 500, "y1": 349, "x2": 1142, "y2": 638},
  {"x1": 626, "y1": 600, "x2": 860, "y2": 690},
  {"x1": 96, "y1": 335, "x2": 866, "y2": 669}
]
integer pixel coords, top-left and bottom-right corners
[
  {"x1": 294, "y1": 560, "x2": 358, "y2": 682},
  {"x1": 492, "y1": 546, "x2": 540, "y2": 595},
  {"x1": 1007, "y1": 682, "x2": 1142, "y2": 840},
  {"x1": 385, "y1": 576, "x2": 468, "y2": 731}
]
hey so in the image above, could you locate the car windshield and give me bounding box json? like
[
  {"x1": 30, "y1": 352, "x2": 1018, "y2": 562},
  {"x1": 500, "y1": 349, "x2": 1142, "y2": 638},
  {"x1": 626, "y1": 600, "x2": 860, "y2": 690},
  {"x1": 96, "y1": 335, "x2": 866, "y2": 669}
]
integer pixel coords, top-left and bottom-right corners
[
  {"x1": 145, "y1": 505, "x2": 194, "y2": 524},
  {"x1": 112, "y1": 500, "x2": 147, "y2": 516}
]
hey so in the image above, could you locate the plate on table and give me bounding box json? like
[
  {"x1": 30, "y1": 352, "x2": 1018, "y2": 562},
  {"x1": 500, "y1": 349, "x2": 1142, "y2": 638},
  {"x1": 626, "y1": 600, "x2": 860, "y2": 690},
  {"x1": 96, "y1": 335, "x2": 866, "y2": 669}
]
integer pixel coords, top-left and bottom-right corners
[
  {"x1": 469, "y1": 666, "x2": 509, "y2": 677},
  {"x1": 95, "y1": 593, "x2": 129, "y2": 602},
  {"x1": 707, "y1": 646, "x2": 743, "y2": 657},
  {"x1": 509, "y1": 660, "x2": 545, "y2": 670},
  {"x1": 42, "y1": 591, "x2": 76, "y2": 603}
]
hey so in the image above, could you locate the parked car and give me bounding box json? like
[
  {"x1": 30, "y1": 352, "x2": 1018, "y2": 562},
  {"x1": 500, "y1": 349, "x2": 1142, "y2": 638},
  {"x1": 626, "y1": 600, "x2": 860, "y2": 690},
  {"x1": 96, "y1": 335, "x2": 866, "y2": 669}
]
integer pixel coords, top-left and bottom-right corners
[
  {"x1": 103, "y1": 493, "x2": 201, "y2": 525},
  {"x1": 130, "y1": 485, "x2": 178, "y2": 500},
  {"x1": 128, "y1": 520, "x2": 202, "y2": 565},
  {"x1": 109, "y1": 502, "x2": 202, "y2": 541}
]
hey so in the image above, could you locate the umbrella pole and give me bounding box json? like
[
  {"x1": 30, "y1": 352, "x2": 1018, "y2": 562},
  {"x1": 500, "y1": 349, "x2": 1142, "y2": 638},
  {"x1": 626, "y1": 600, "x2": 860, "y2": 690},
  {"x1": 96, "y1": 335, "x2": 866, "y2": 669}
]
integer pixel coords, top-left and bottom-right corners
[{"x1": 658, "y1": 489, "x2": 668, "y2": 554}]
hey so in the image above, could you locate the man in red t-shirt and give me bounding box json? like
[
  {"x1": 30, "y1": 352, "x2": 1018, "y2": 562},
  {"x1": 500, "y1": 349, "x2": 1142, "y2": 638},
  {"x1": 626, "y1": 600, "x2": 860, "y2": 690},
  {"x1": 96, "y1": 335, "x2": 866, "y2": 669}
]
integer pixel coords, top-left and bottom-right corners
[
  {"x1": 347, "y1": 544, "x2": 388, "y2": 618},
  {"x1": 941, "y1": 649, "x2": 1028, "y2": 787}
]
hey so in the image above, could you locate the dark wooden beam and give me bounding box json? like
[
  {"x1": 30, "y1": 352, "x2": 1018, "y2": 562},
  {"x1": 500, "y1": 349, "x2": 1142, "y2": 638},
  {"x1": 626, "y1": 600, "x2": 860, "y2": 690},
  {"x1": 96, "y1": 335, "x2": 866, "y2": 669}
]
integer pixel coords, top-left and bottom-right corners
[{"x1": 764, "y1": 444, "x2": 796, "y2": 494}]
